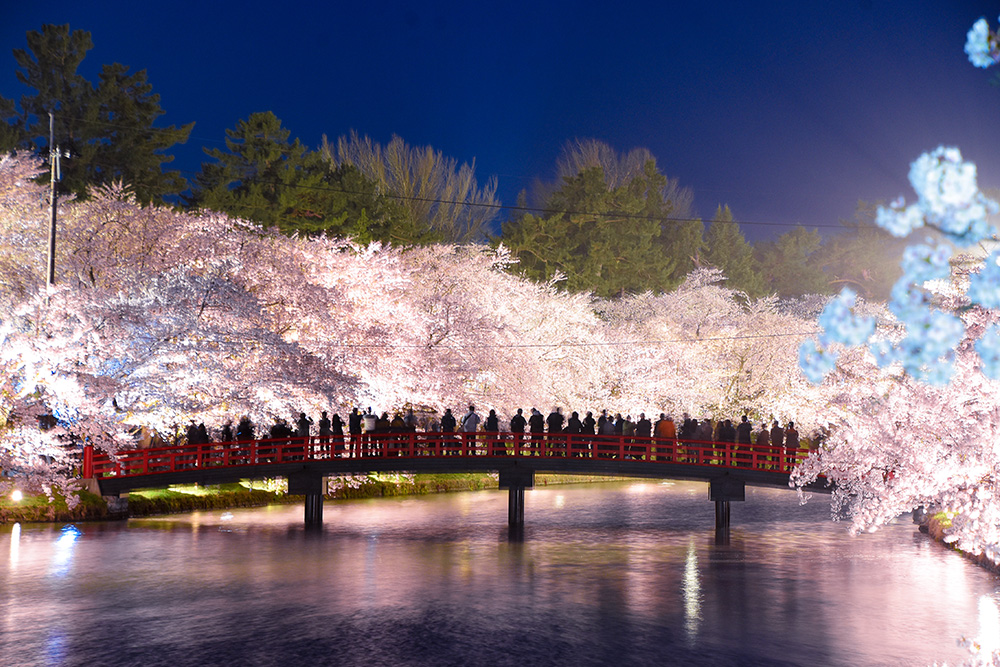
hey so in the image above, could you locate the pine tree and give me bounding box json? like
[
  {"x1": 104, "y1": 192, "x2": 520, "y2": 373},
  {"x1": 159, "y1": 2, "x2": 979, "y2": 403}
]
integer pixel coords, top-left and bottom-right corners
[
  {"x1": 189, "y1": 112, "x2": 431, "y2": 244},
  {"x1": 501, "y1": 163, "x2": 680, "y2": 297},
  {"x1": 755, "y1": 225, "x2": 830, "y2": 297},
  {"x1": 703, "y1": 205, "x2": 764, "y2": 297},
  {"x1": 1, "y1": 24, "x2": 192, "y2": 203}
]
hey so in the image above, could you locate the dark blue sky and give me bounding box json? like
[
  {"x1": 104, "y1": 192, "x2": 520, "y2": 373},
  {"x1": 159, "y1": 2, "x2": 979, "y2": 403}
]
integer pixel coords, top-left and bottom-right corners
[{"x1": 3, "y1": 1, "x2": 999, "y2": 240}]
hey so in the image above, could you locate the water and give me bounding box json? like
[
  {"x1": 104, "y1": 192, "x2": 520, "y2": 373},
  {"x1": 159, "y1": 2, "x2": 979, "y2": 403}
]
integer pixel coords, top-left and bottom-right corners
[{"x1": 2, "y1": 481, "x2": 998, "y2": 666}]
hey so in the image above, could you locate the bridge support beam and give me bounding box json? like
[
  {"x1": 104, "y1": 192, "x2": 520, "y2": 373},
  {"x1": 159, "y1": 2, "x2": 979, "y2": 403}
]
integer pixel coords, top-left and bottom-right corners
[
  {"x1": 709, "y1": 476, "x2": 745, "y2": 545},
  {"x1": 288, "y1": 470, "x2": 325, "y2": 529},
  {"x1": 499, "y1": 468, "x2": 534, "y2": 531}
]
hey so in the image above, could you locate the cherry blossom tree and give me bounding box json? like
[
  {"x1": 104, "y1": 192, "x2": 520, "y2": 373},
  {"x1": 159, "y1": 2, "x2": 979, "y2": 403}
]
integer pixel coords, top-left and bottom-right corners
[
  {"x1": 789, "y1": 17, "x2": 1000, "y2": 582},
  {"x1": 0, "y1": 152, "x2": 826, "y2": 503}
]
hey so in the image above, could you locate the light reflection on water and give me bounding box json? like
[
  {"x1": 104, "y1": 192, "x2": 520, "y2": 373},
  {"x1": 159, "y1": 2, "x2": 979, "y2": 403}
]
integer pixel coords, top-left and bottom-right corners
[{"x1": 0, "y1": 481, "x2": 997, "y2": 666}]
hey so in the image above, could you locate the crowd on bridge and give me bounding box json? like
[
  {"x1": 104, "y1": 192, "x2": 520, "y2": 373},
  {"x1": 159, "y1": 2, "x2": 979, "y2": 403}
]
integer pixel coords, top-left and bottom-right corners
[{"x1": 180, "y1": 405, "x2": 803, "y2": 459}]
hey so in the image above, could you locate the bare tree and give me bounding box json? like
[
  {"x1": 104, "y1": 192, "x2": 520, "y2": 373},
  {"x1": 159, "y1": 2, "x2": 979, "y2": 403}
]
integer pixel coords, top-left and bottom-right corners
[{"x1": 322, "y1": 131, "x2": 500, "y2": 243}]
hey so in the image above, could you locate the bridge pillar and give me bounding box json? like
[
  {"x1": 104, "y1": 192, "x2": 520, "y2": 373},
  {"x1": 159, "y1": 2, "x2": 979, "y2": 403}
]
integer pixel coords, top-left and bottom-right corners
[
  {"x1": 288, "y1": 470, "x2": 325, "y2": 528},
  {"x1": 709, "y1": 476, "x2": 745, "y2": 545},
  {"x1": 499, "y1": 468, "x2": 534, "y2": 529}
]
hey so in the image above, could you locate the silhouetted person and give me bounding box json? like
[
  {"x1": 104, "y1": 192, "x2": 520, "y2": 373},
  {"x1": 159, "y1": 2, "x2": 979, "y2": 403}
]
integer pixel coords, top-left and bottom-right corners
[
  {"x1": 736, "y1": 415, "x2": 752, "y2": 446},
  {"x1": 297, "y1": 412, "x2": 313, "y2": 440},
  {"x1": 566, "y1": 411, "x2": 582, "y2": 434},
  {"x1": 582, "y1": 411, "x2": 596, "y2": 436},
  {"x1": 597, "y1": 410, "x2": 610, "y2": 435},
  {"x1": 510, "y1": 408, "x2": 526, "y2": 433},
  {"x1": 237, "y1": 416, "x2": 254, "y2": 442},
  {"x1": 319, "y1": 411, "x2": 332, "y2": 436},
  {"x1": 186, "y1": 421, "x2": 200, "y2": 445},
  {"x1": 441, "y1": 409, "x2": 457, "y2": 432},
  {"x1": 598, "y1": 411, "x2": 613, "y2": 435},
  {"x1": 484, "y1": 409, "x2": 500, "y2": 454},
  {"x1": 270, "y1": 418, "x2": 290, "y2": 440},
  {"x1": 770, "y1": 420, "x2": 784, "y2": 471},
  {"x1": 509, "y1": 408, "x2": 527, "y2": 455},
  {"x1": 546, "y1": 407, "x2": 564, "y2": 434},
  {"x1": 718, "y1": 419, "x2": 736, "y2": 443},
  {"x1": 485, "y1": 409, "x2": 499, "y2": 432},
  {"x1": 220, "y1": 420, "x2": 234, "y2": 443},
  {"x1": 770, "y1": 420, "x2": 784, "y2": 450},
  {"x1": 784, "y1": 421, "x2": 799, "y2": 468},
  {"x1": 330, "y1": 413, "x2": 345, "y2": 455},
  {"x1": 391, "y1": 413, "x2": 406, "y2": 432},
  {"x1": 636, "y1": 413, "x2": 651, "y2": 438},
  {"x1": 348, "y1": 408, "x2": 362, "y2": 456},
  {"x1": 755, "y1": 423, "x2": 770, "y2": 448},
  {"x1": 441, "y1": 408, "x2": 458, "y2": 455},
  {"x1": 528, "y1": 409, "x2": 545, "y2": 453},
  {"x1": 565, "y1": 411, "x2": 582, "y2": 456}
]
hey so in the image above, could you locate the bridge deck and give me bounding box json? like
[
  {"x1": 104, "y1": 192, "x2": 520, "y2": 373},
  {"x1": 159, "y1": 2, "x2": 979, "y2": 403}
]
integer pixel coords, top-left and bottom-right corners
[{"x1": 85, "y1": 432, "x2": 822, "y2": 496}]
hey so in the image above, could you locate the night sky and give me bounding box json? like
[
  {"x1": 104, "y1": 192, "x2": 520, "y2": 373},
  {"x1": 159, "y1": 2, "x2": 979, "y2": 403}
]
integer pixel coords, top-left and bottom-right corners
[{"x1": 3, "y1": 1, "x2": 1000, "y2": 240}]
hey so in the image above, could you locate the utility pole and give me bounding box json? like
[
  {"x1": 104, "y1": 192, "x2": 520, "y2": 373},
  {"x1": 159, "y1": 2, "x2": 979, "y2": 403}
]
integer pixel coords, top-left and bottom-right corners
[{"x1": 47, "y1": 111, "x2": 57, "y2": 287}]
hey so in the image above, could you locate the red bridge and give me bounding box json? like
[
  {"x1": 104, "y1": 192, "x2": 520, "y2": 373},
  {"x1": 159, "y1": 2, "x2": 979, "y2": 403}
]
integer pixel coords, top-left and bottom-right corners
[{"x1": 83, "y1": 432, "x2": 821, "y2": 537}]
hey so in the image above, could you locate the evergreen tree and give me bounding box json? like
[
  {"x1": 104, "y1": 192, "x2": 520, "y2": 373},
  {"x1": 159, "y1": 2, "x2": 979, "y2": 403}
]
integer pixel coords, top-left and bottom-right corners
[
  {"x1": 190, "y1": 112, "x2": 430, "y2": 244},
  {"x1": 0, "y1": 97, "x2": 24, "y2": 153},
  {"x1": 818, "y1": 201, "x2": 904, "y2": 301},
  {"x1": 703, "y1": 205, "x2": 764, "y2": 297},
  {"x1": 660, "y1": 216, "x2": 705, "y2": 281},
  {"x1": 1, "y1": 24, "x2": 192, "y2": 203},
  {"x1": 755, "y1": 225, "x2": 830, "y2": 297},
  {"x1": 501, "y1": 162, "x2": 680, "y2": 297}
]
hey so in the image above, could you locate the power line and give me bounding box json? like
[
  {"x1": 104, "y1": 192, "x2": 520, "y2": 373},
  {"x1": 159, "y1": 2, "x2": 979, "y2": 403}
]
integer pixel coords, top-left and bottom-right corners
[
  {"x1": 149, "y1": 329, "x2": 822, "y2": 352},
  {"x1": 315, "y1": 330, "x2": 822, "y2": 349},
  {"x1": 35, "y1": 116, "x2": 867, "y2": 231}
]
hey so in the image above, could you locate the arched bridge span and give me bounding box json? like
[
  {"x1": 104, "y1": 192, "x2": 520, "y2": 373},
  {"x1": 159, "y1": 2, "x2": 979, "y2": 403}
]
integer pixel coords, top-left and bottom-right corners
[{"x1": 83, "y1": 432, "x2": 827, "y2": 536}]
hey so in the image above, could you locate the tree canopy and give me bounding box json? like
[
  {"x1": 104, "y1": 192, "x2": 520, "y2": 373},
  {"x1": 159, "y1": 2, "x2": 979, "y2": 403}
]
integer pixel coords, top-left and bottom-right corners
[
  {"x1": 0, "y1": 24, "x2": 192, "y2": 203},
  {"x1": 322, "y1": 131, "x2": 499, "y2": 244},
  {"x1": 755, "y1": 225, "x2": 830, "y2": 298},
  {"x1": 702, "y1": 205, "x2": 764, "y2": 297},
  {"x1": 500, "y1": 141, "x2": 702, "y2": 298}
]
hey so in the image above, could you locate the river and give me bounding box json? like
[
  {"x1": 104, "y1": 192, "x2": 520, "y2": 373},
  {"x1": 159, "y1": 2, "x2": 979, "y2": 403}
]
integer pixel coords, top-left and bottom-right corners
[{"x1": 1, "y1": 480, "x2": 998, "y2": 666}]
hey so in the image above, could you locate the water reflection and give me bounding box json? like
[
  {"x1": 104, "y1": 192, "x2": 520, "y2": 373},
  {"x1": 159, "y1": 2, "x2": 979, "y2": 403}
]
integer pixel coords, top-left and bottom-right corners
[
  {"x1": 8, "y1": 522, "x2": 19, "y2": 570},
  {"x1": 48, "y1": 524, "x2": 80, "y2": 578},
  {"x1": 683, "y1": 538, "x2": 701, "y2": 644},
  {"x1": 980, "y1": 595, "x2": 1000, "y2": 656},
  {"x1": 0, "y1": 482, "x2": 996, "y2": 666}
]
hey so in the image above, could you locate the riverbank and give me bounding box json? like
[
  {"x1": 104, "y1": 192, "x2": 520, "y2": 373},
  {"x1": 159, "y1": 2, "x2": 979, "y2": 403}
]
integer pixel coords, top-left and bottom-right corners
[
  {"x1": 919, "y1": 510, "x2": 1000, "y2": 574},
  {"x1": 0, "y1": 472, "x2": 629, "y2": 522}
]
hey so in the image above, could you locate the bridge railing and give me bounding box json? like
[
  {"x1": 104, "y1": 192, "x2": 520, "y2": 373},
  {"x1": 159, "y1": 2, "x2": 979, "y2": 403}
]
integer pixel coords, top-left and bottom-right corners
[{"x1": 83, "y1": 432, "x2": 807, "y2": 480}]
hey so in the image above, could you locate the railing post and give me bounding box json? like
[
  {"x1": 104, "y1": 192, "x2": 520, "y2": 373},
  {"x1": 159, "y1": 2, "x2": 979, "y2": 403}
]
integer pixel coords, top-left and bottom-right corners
[{"x1": 82, "y1": 444, "x2": 94, "y2": 478}]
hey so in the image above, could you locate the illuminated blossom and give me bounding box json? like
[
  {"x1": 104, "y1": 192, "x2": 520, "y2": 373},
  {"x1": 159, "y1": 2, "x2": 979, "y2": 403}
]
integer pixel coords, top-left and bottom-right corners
[
  {"x1": 798, "y1": 339, "x2": 837, "y2": 384},
  {"x1": 0, "y1": 155, "x2": 823, "y2": 499},
  {"x1": 976, "y1": 325, "x2": 1000, "y2": 380},
  {"x1": 967, "y1": 251, "x2": 1000, "y2": 310},
  {"x1": 966, "y1": 17, "x2": 999, "y2": 68},
  {"x1": 816, "y1": 288, "x2": 875, "y2": 347}
]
